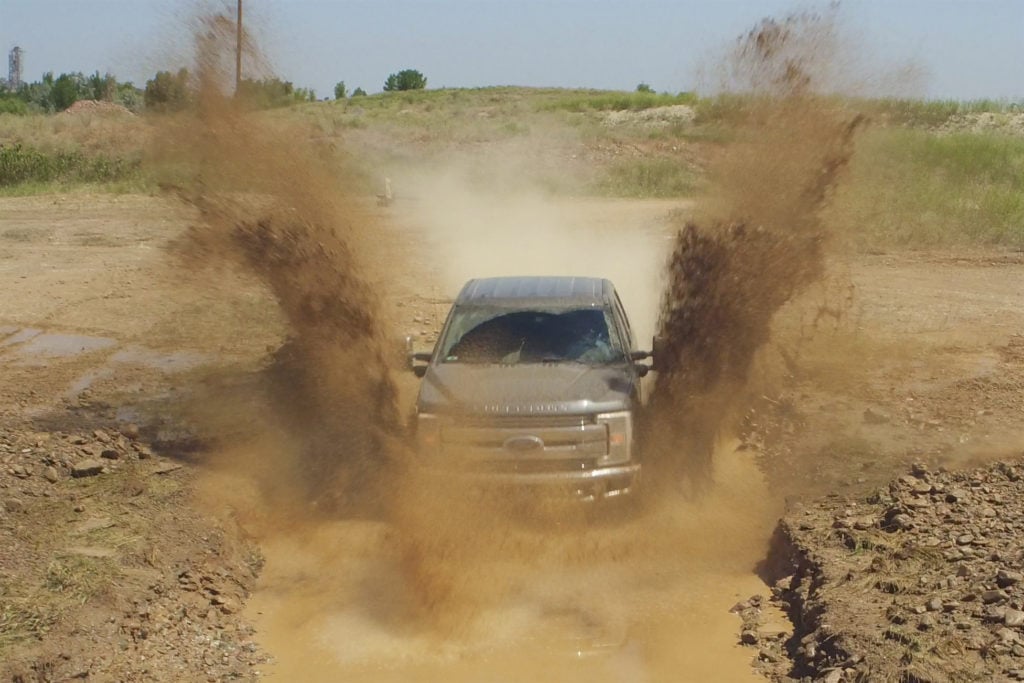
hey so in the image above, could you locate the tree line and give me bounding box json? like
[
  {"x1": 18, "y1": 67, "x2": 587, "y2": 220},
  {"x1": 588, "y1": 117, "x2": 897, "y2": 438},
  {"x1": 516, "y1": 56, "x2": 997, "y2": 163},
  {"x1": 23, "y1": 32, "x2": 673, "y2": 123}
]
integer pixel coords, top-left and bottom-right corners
[{"x1": 0, "y1": 67, "x2": 429, "y2": 115}]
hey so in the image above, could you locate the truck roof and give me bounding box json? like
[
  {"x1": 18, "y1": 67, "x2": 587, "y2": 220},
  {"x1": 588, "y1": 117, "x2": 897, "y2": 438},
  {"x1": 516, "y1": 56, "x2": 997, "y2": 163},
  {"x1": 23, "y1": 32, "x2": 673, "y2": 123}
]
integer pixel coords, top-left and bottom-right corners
[{"x1": 455, "y1": 276, "x2": 614, "y2": 306}]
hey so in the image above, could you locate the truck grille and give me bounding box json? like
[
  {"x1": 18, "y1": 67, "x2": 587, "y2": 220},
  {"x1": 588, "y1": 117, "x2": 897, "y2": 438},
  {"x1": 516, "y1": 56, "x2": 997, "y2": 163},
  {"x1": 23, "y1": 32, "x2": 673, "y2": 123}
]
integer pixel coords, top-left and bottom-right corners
[{"x1": 439, "y1": 416, "x2": 608, "y2": 460}]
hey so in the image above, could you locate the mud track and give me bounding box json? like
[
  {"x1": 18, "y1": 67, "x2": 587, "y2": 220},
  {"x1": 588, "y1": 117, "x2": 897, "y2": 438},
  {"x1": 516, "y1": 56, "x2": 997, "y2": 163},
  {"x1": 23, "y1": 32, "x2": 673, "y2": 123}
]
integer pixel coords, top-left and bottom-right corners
[{"x1": 1, "y1": 194, "x2": 1023, "y2": 681}]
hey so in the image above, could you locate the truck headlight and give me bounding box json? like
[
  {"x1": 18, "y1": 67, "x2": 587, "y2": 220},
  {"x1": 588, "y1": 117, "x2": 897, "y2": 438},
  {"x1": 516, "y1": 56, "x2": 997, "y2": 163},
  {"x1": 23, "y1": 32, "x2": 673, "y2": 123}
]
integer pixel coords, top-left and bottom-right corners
[
  {"x1": 596, "y1": 411, "x2": 632, "y2": 465},
  {"x1": 416, "y1": 413, "x2": 441, "y2": 454}
]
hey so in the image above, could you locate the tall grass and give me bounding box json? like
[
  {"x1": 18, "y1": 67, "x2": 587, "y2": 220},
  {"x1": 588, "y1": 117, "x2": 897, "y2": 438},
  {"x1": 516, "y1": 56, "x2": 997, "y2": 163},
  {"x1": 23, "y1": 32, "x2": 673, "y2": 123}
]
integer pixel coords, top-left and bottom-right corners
[
  {"x1": 862, "y1": 98, "x2": 1020, "y2": 127},
  {"x1": 830, "y1": 128, "x2": 1024, "y2": 248},
  {"x1": 541, "y1": 90, "x2": 698, "y2": 113},
  {"x1": 593, "y1": 157, "x2": 700, "y2": 198},
  {"x1": 0, "y1": 144, "x2": 141, "y2": 188}
]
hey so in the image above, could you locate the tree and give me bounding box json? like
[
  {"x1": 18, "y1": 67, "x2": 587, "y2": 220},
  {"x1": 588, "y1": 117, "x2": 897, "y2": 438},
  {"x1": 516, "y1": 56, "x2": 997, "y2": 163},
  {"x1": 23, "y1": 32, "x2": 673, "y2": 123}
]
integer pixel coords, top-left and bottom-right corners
[
  {"x1": 636, "y1": 82, "x2": 653, "y2": 93},
  {"x1": 51, "y1": 73, "x2": 82, "y2": 111},
  {"x1": 383, "y1": 69, "x2": 426, "y2": 92},
  {"x1": 144, "y1": 68, "x2": 190, "y2": 111},
  {"x1": 334, "y1": 81, "x2": 347, "y2": 100},
  {"x1": 351, "y1": 87, "x2": 367, "y2": 97}
]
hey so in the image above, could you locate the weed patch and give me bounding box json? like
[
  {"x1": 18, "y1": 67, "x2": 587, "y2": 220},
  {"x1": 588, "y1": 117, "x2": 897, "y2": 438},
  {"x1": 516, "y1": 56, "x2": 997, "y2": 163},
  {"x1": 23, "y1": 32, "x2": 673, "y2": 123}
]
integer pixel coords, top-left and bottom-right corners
[{"x1": 0, "y1": 144, "x2": 141, "y2": 189}]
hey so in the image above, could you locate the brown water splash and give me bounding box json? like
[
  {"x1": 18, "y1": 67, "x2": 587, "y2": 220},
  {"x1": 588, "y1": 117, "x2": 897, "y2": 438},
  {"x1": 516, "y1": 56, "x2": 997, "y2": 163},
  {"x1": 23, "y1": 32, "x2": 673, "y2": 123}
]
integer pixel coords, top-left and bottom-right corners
[{"x1": 646, "y1": 9, "x2": 865, "y2": 486}]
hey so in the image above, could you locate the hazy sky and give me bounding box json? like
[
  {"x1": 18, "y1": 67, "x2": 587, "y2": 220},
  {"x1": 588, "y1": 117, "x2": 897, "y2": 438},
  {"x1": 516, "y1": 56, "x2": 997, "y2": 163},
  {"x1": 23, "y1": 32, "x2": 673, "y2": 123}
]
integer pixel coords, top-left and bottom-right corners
[{"x1": 1, "y1": 0, "x2": 1021, "y2": 100}]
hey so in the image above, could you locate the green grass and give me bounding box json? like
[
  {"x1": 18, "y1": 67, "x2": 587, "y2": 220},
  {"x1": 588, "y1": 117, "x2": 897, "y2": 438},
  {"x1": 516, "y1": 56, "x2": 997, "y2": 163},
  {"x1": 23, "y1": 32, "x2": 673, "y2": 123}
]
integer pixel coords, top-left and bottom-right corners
[
  {"x1": 0, "y1": 143, "x2": 142, "y2": 189},
  {"x1": 862, "y1": 97, "x2": 1020, "y2": 127},
  {"x1": 540, "y1": 89, "x2": 698, "y2": 113},
  {"x1": 592, "y1": 157, "x2": 701, "y2": 198},
  {"x1": 830, "y1": 128, "x2": 1024, "y2": 248}
]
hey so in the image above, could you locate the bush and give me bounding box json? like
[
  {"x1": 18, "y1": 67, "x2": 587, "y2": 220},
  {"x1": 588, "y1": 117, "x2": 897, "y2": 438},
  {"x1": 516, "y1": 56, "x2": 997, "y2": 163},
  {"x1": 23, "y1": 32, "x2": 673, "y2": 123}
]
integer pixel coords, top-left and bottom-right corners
[
  {"x1": 0, "y1": 143, "x2": 139, "y2": 187},
  {"x1": 383, "y1": 69, "x2": 427, "y2": 92},
  {"x1": 334, "y1": 81, "x2": 347, "y2": 100},
  {"x1": 636, "y1": 83, "x2": 653, "y2": 93},
  {"x1": 0, "y1": 97, "x2": 28, "y2": 115},
  {"x1": 351, "y1": 87, "x2": 367, "y2": 97}
]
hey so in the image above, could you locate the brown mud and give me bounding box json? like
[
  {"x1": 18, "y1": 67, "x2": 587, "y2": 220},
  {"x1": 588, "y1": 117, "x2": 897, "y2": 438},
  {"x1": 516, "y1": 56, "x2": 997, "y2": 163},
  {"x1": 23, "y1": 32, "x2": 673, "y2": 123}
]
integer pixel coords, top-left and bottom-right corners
[
  {"x1": 647, "y1": 10, "x2": 865, "y2": 487},
  {"x1": 159, "y1": 8, "x2": 871, "y2": 681}
]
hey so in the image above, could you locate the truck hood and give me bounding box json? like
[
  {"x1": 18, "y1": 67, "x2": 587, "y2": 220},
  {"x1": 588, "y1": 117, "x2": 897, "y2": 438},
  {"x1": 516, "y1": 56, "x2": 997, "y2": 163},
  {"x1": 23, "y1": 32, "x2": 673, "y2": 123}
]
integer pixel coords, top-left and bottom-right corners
[{"x1": 417, "y1": 363, "x2": 635, "y2": 416}]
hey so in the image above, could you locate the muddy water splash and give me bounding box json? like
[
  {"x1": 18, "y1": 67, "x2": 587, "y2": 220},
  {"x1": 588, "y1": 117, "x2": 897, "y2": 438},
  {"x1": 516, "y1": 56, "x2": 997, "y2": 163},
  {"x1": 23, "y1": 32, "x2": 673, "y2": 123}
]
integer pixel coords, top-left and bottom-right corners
[
  {"x1": 646, "y1": 10, "x2": 865, "y2": 486},
  {"x1": 159, "y1": 14, "x2": 402, "y2": 509}
]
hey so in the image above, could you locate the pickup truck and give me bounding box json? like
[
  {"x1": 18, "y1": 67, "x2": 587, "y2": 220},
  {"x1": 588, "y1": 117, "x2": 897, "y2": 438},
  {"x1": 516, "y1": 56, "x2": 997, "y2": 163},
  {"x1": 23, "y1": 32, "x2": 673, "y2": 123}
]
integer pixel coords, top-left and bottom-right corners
[{"x1": 407, "y1": 276, "x2": 652, "y2": 501}]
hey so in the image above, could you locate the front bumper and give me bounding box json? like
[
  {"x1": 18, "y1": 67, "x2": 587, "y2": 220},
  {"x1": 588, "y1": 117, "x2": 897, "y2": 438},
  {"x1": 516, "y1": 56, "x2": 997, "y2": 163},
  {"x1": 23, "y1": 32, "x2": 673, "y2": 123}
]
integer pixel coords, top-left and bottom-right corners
[{"x1": 412, "y1": 462, "x2": 642, "y2": 502}]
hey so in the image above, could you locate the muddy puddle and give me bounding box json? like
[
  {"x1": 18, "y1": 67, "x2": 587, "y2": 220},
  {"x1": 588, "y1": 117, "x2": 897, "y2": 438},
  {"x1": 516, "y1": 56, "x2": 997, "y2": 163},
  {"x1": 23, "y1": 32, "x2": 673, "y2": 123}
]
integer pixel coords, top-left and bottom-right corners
[{"x1": 246, "y1": 442, "x2": 782, "y2": 682}]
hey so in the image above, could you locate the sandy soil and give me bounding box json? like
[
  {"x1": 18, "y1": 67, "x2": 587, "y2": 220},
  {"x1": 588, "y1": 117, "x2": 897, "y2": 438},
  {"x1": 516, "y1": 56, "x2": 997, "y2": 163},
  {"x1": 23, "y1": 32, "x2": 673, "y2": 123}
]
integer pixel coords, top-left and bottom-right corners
[{"x1": 1, "y1": 193, "x2": 1022, "y2": 681}]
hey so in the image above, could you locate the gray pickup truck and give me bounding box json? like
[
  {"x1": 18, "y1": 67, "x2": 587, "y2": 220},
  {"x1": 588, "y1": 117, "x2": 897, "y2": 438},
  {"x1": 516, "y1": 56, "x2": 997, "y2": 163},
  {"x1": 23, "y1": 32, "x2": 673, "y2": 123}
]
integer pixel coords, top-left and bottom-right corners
[{"x1": 407, "y1": 276, "x2": 652, "y2": 501}]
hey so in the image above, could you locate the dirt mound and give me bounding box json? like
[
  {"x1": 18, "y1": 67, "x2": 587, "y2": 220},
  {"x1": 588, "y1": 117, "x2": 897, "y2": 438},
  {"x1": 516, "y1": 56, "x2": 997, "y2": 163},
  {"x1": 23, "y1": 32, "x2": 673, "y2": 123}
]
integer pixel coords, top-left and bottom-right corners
[
  {"x1": 759, "y1": 458, "x2": 1024, "y2": 682},
  {"x1": 0, "y1": 426, "x2": 267, "y2": 682}
]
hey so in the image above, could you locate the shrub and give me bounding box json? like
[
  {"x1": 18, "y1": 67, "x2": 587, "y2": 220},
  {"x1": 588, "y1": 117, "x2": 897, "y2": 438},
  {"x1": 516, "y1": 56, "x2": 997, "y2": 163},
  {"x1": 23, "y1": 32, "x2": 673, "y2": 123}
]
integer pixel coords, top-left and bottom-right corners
[
  {"x1": 383, "y1": 69, "x2": 427, "y2": 92},
  {"x1": 334, "y1": 81, "x2": 347, "y2": 100},
  {"x1": 0, "y1": 97, "x2": 28, "y2": 115},
  {"x1": 0, "y1": 143, "x2": 139, "y2": 187},
  {"x1": 351, "y1": 87, "x2": 367, "y2": 97}
]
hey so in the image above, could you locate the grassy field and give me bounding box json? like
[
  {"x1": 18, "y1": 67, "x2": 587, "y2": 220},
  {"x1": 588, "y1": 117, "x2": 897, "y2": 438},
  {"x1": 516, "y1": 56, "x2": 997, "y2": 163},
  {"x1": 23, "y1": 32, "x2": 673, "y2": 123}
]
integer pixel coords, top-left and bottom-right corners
[{"x1": 0, "y1": 87, "x2": 1021, "y2": 247}]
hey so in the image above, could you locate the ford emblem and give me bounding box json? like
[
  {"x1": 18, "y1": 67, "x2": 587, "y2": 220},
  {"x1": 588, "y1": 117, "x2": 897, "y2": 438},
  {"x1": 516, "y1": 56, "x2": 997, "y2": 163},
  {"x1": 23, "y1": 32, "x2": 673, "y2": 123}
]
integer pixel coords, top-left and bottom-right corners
[{"x1": 504, "y1": 435, "x2": 544, "y2": 452}]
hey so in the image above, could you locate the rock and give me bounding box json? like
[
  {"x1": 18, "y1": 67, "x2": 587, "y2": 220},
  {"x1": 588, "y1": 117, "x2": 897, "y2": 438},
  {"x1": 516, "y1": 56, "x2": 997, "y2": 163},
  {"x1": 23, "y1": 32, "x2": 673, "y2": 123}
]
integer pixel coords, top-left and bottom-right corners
[
  {"x1": 72, "y1": 460, "x2": 104, "y2": 478},
  {"x1": 740, "y1": 629, "x2": 758, "y2": 645},
  {"x1": 1006, "y1": 610, "x2": 1024, "y2": 627},
  {"x1": 883, "y1": 512, "x2": 913, "y2": 531},
  {"x1": 217, "y1": 597, "x2": 239, "y2": 615},
  {"x1": 984, "y1": 589, "x2": 1009, "y2": 604},
  {"x1": 100, "y1": 449, "x2": 120, "y2": 460},
  {"x1": 123, "y1": 423, "x2": 140, "y2": 440},
  {"x1": 822, "y1": 669, "x2": 843, "y2": 683},
  {"x1": 152, "y1": 462, "x2": 183, "y2": 475},
  {"x1": 999, "y1": 570, "x2": 1024, "y2": 588},
  {"x1": 43, "y1": 466, "x2": 59, "y2": 483},
  {"x1": 4, "y1": 498, "x2": 24, "y2": 513},
  {"x1": 999, "y1": 627, "x2": 1021, "y2": 644},
  {"x1": 93, "y1": 429, "x2": 111, "y2": 443},
  {"x1": 910, "y1": 462, "x2": 930, "y2": 478},
  {"x1": 926, "y1": 597, "x2": 943, "y2": 612},
  {"x1": 946, "y1": 489, "x2": 968, "y2": 503},
  {"x1": 775, "y1": 575, "x2": 795, "y2": 591}
]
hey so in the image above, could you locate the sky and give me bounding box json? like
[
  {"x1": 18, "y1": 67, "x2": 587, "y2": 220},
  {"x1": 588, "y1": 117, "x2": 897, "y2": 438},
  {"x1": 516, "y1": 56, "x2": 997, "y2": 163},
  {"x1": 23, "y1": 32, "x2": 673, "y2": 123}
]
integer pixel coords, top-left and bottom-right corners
[{"x1": 0, "y1": 0, "x2": 1021, "y2": 100}]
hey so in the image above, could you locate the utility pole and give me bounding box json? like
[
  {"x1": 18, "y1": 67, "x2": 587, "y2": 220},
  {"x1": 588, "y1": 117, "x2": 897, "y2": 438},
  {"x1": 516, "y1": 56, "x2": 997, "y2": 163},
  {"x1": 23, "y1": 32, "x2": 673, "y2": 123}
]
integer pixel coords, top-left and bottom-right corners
[{"x1": 235, "y1": 0, "x2": 243, "y2": 93}]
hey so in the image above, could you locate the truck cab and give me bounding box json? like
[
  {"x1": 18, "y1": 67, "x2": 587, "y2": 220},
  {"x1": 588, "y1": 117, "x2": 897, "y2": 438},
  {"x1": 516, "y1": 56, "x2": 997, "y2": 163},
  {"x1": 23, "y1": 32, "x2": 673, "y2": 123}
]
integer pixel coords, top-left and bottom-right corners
[{"x1": 408, "y1": 276, "x2": 651, "y2": 501}]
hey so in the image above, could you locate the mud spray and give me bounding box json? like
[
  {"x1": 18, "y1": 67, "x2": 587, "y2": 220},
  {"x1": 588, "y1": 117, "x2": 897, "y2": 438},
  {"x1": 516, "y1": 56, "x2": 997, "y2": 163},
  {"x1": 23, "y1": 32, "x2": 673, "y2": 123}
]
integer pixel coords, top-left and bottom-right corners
[
  {"x1": 158, "y1": 7, "x2": 864, "y2": 681},
  {"x1": 645, "y1": 11, "x2": 865, "y2": 490}
]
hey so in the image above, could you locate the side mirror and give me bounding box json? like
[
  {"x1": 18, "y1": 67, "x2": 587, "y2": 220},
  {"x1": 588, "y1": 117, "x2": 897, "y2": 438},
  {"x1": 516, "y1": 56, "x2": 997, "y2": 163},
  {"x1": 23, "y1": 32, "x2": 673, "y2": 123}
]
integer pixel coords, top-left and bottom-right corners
[
  {"x1": 406, "y1": 335, "x2": 432, "y2": 378},
  {"x1": 651, "y1": 335, "x2": 666, "y2": 372},
  {"x1": 633, "y1": 363, "x2": 650, "y2": 378}
]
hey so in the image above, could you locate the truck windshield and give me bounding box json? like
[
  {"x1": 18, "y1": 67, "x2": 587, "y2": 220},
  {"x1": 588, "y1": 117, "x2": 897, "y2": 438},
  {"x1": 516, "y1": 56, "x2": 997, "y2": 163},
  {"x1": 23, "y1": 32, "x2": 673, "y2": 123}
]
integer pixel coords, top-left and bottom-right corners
[{"x1": 438, "y1": 306, "x2": 625, "y2": 365}]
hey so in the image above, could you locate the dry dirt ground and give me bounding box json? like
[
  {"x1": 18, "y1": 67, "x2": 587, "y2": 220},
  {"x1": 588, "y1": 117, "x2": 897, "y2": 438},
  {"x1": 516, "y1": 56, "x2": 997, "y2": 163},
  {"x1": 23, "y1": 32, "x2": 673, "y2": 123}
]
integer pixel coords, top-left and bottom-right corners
[{"x1": 0, "y1": 193, "x2": 1022, "y2": 682}]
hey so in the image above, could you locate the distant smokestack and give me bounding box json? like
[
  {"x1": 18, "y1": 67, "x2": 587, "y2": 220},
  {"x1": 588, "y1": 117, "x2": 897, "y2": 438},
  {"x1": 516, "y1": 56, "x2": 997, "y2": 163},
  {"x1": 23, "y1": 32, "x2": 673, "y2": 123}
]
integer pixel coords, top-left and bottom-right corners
[{"x1": 8, "y1": 46, "x2": 23, "y2": 90}]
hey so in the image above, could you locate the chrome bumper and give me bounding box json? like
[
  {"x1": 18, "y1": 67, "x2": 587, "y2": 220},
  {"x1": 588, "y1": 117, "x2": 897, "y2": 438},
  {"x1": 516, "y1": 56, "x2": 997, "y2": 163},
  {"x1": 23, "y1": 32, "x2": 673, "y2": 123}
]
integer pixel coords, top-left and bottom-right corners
[{"x1": 415, "y1": 462, "x2": 642, "y2": 501}]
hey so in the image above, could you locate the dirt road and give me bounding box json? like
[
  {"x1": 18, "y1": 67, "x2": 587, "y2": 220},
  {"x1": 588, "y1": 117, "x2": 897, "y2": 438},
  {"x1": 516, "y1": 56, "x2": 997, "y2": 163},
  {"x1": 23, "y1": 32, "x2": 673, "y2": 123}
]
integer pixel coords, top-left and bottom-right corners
[{"x1": 1, "y1": 193, "x2": 1022, "y2": 681}]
